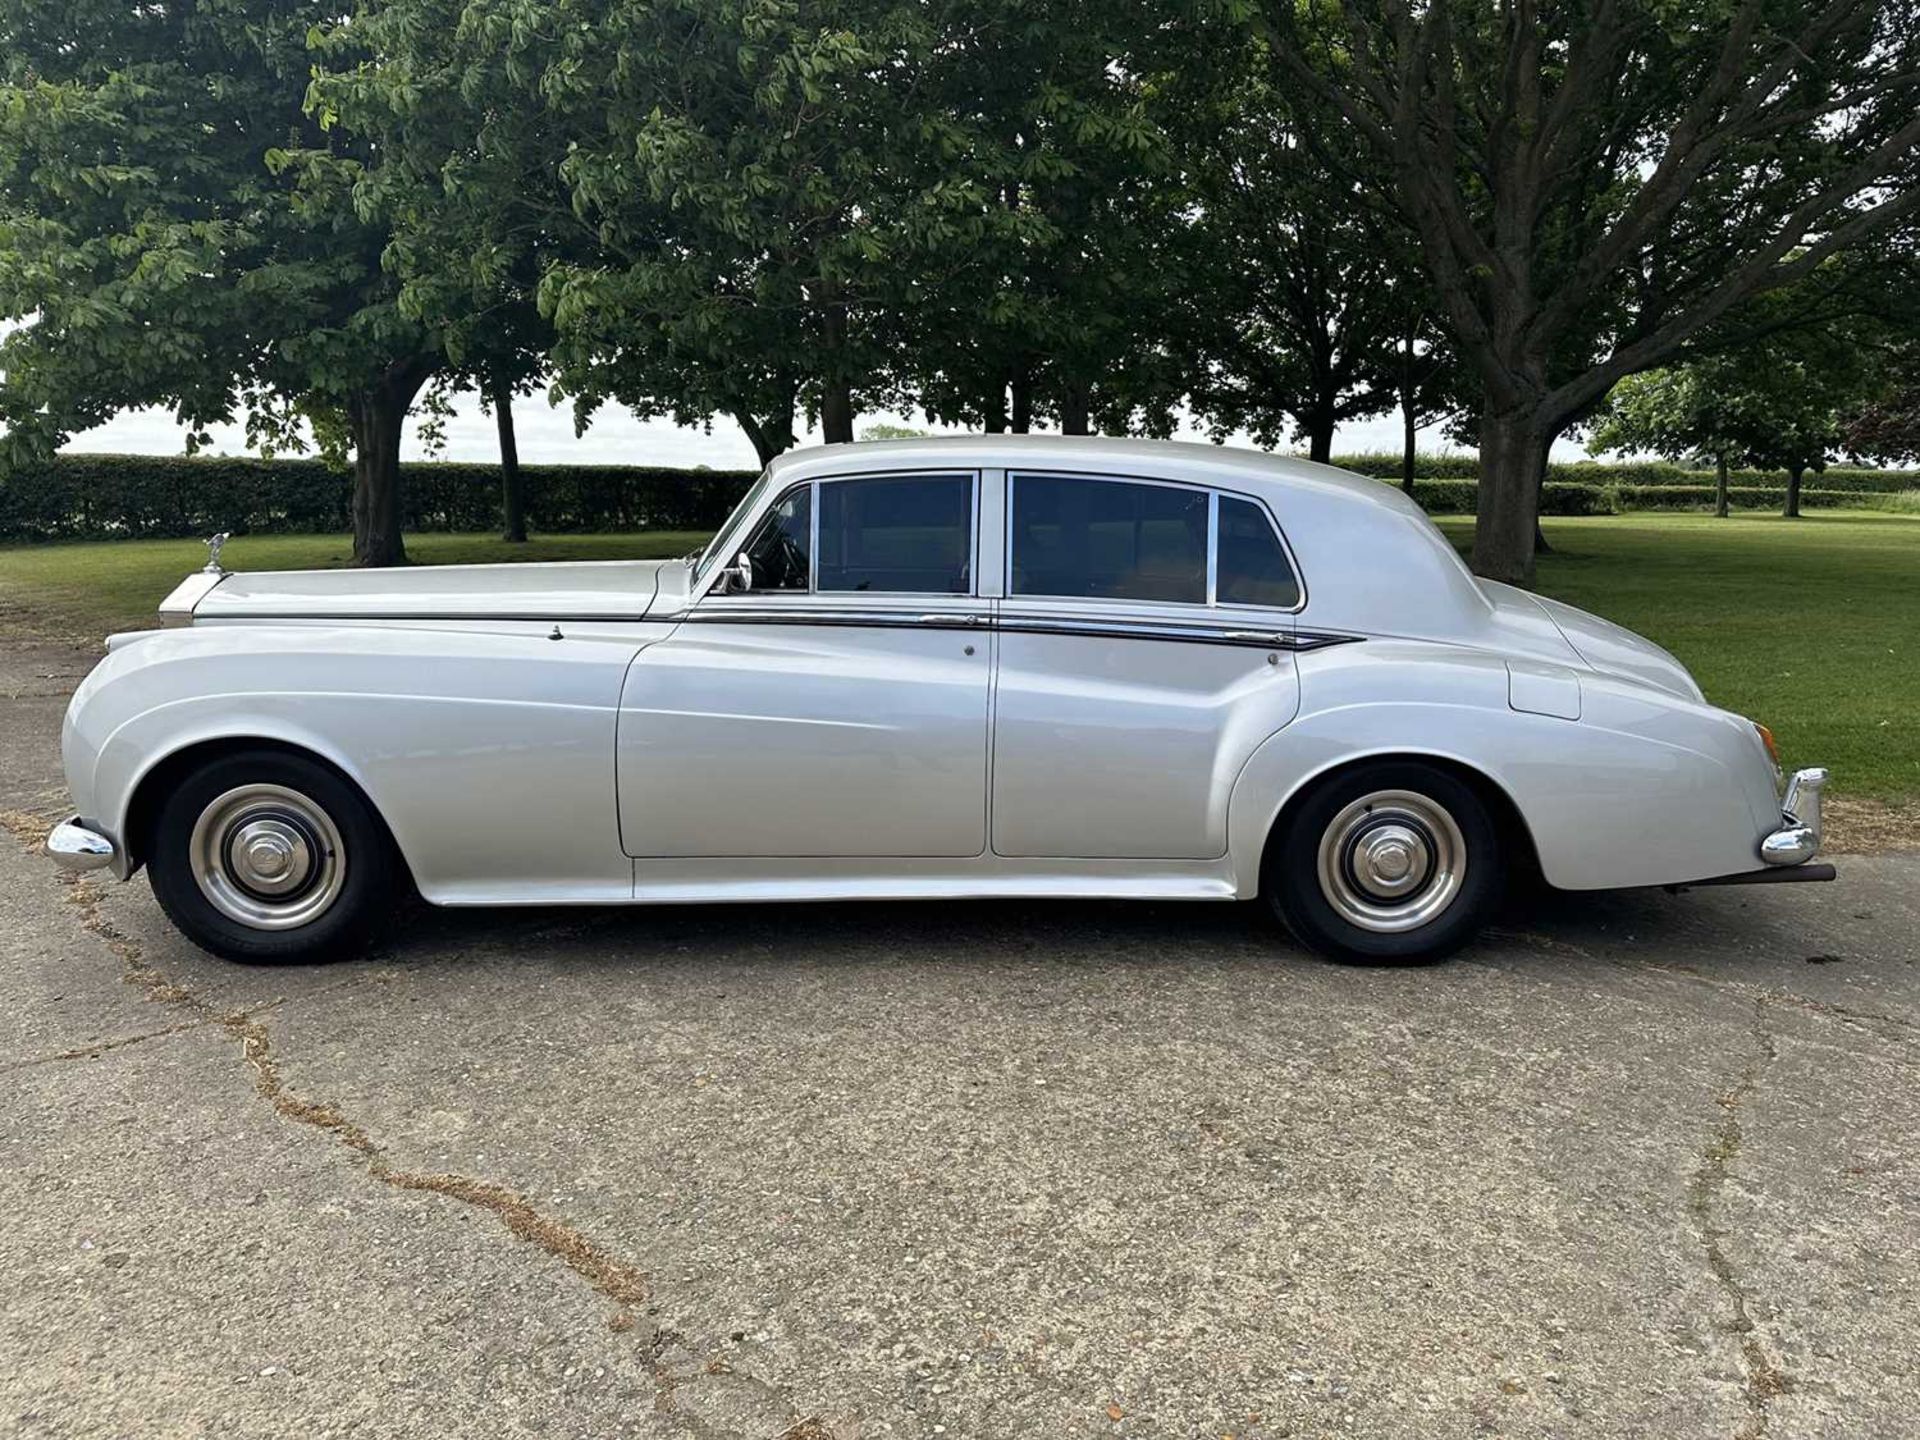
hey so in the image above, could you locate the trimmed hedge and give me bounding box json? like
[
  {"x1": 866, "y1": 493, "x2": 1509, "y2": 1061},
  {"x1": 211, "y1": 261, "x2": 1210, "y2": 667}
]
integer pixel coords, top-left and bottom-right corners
[
  {"x1": 1389, "y1": 479, "x2": 1897, "y2": 515},
  {"x1": 1335, "y1": 452, "x2": 1920, "y2": 493},
  {"x1": 4, "y1": 450, "x2": 1917, "y2": 543},
  {"x1": 0, "y1": 454, "x2": 757, "y2": 543}
]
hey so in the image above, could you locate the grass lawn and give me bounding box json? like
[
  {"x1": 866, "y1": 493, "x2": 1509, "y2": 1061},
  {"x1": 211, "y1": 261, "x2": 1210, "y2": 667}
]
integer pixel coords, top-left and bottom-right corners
[
  {"x1": 1435, "y1": 511, "x2": 1919, "y2": 805},
  {"x1": 2, "y1": 511, "x2": 1914, "y2": 803}
]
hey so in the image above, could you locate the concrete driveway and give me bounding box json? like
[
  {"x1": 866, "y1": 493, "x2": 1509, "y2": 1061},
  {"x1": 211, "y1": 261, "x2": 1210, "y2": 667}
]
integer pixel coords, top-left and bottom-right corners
[{"x1": 2, "y1": 638, "x2": 1916, "y2": 1439}]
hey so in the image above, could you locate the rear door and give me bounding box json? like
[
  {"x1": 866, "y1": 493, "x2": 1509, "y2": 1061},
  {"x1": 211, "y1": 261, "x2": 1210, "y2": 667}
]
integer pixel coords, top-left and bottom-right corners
[
  {"x1": 991, "y1": 472, "x2": 1305, "y2": 859},
  {"x1": 616, "y1": 471, "x2": 991, "y2": 858}
]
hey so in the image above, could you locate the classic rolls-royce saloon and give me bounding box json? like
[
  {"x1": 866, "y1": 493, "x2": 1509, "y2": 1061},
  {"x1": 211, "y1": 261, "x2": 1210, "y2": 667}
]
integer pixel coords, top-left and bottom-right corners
[{"x1": 49, "y1": 437, "x2": 1830, "y2": 964}]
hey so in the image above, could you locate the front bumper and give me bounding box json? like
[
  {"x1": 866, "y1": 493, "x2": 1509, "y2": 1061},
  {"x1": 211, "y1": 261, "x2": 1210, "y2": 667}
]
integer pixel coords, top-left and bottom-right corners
[
  {"x1": 1759, "y1": 767, "x2": 1827, "y2": 866},
  {"x1": 48, "y1": 817, "x2": 117, "y2": 873}
]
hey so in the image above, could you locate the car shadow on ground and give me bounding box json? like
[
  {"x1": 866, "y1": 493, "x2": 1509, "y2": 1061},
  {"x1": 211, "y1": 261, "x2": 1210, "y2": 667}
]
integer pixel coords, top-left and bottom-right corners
[{"x1": 370, "y1": 873, "x2": 1825, "y2": 983}]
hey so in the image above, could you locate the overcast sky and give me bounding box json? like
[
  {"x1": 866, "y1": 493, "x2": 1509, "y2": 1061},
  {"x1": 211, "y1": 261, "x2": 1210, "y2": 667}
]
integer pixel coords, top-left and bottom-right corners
[{"x1": 56, "y1": 389, "x2": 1593, "y2": 467}]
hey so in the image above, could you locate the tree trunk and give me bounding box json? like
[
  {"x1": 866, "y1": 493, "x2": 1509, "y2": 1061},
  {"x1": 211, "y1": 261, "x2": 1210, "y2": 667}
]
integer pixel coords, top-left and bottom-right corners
[
  {"x1": 1060, "y1": 385, "x2": 1091, "y2": 436},
  {"x1": 735, "y1": 403, "x2": 797, "y2": 468},
  {"x1": 1400, "y1": 395, "x2": 1418, "y2": 497},
  {"x1": 345, "y1": 358, "x2": 434, "y2": 568},
  {"x1": 1784, "y1": 463, "x2": 1805, "y2": 518},
  {"x1": 1715, "y1": 453, "x2": 1730, "y2": 518},
  {"x1": 1305, "y1": 395, "x2": 1336, "y2": 465},
  {"x1": 1010, "y1": 366, "x2": 1033, "y2": 434},
  {"x1": 982, "y1": 374, "x2": 1008, "y2": 433},
  {"x1": 1531, "y1": 446, "x2": 1554, "y2": 555},
  {"x1": 817, "y1": 292, "x2": 856, "y2": 443},
  {"x1": 492, "y1": 380, "x2": 526, "y2": 543},
  {"x1": 1472, "y1": 405, "x2": 1550, "y2": 585},
  {"x1": 820, "y1": 382, "x2": 855, "y2": 443}
]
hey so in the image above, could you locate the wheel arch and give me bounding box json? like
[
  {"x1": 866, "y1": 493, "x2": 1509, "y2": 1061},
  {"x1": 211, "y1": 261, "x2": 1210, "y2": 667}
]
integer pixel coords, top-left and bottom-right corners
[
  {"x1": 1245, "y1": 748, "x2": 1542, "y2": 897},
  {"x1": 120, "y1": 735, "x2": 412, "y2": 888}
]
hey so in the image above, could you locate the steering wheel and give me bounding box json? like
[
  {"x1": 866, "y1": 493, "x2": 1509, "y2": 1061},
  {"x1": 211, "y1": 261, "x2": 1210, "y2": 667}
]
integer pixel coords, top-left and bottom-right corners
[{"x1": 761, "y1": 530, "x2": 808, "y2": 589}]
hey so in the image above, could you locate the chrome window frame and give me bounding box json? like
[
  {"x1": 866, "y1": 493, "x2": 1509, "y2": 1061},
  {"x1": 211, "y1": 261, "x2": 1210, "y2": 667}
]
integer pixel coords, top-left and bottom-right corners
[
  {"x1": 695, "y1": 469, "x2": 983, "y2": 602},
  {"x1": 1212, "y1": 489, "x2": 1307, "y2": 613},
  {"x1": 693, "y1": 467, "x2": 776, "y2": 584},
  {"x1": 1003, "y1": 469, "x2": 1307, "y2": 615}
]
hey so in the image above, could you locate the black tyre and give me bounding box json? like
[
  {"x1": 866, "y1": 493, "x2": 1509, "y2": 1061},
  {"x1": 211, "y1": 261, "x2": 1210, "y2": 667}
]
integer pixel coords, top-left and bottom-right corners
[
  {"x1": 1263, "y1": 760, "x2": 1503, "y2": 964},
  {"x1": 146, "y1": 749, "x2": 401, "y2": 964}
]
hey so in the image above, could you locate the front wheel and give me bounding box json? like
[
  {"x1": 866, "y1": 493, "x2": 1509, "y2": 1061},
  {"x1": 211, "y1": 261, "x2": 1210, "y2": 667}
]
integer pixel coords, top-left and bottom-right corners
[
  {"x1": 147, "y1": 749, "x2": 400, "y2": 964},
  {"x1": 1263, "y1": 761, "x2": 1504, "y2": 964}
]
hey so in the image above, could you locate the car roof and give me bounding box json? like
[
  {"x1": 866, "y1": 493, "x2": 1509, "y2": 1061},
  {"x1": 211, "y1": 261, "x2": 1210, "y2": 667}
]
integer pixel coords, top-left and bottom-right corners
[
  {"x1": 761, "y1": 435, "x2": 1496, "y2": 639},
  {"x1": 765, "y1": 436, "x2": 1411, "y2": 515}
]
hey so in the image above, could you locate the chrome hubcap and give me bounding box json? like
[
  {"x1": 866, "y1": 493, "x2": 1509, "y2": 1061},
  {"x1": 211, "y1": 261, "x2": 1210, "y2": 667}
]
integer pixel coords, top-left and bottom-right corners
[
  {"x1": 1316, "y1": 790, "x2": 1466, "y2": 934},
  {"x1": 189, "y1": 784, "x2": 345, "y2": 930}
]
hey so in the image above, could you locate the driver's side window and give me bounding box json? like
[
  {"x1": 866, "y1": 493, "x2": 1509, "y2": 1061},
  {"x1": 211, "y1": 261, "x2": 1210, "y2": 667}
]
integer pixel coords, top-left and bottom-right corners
[{"x1": 741, "y1": 485, "x2": 812, "y2": 591}]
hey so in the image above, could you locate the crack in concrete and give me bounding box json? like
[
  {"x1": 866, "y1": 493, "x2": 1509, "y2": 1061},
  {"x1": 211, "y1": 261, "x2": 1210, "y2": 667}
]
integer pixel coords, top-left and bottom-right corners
[
  {"x1": 1481, "y1": 928, "x2": 1920, "y2": 1053},
  {"x1": 14, "y1": 832, "x2": 810, "y2": 1427},
  {"x1": 1687, "y1": 997, "x2": 1792, "y2": 1440},
  {"x1": 0, "y1": 1016, "x2": 213, "y2": 1073},
  {"x1": 49, "y1": 870, "x2": 651, "y2": 1313}
]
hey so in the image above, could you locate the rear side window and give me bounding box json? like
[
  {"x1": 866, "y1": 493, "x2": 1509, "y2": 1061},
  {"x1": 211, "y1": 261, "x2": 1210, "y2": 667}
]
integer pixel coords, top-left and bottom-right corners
[
  {"x1": 817, "y1": 474, "x2": 973, "y2": 594},
  {"x1": 1216, "y1": 495, "x2": 1300, "y2": 608},
  {"x1": 1009, "y1": 475, "x2": 1208, "y2": 604}
]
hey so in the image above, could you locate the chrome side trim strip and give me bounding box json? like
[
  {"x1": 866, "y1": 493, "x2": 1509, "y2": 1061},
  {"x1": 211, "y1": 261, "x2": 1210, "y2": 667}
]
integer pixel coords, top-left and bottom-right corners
[
  {"x1": 675, "y1": 606, "x2": 983, "y2": 632},
  {"x1": 674, "y1": 607, "x2": 1361, "y2": 652},
  {"x1": 995, "y1": 617, "x2": 1359, "y2": 652}
]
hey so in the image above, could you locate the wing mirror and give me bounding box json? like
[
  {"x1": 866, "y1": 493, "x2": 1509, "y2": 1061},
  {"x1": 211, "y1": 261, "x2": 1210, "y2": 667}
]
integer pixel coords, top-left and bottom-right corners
[{"x1": 717, "y1": 551, "x2": 754, "y2": 594}]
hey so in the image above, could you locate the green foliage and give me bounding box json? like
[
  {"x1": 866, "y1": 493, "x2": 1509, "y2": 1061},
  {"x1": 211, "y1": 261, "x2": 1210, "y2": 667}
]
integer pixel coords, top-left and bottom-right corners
[
  {"x1": 0, "y1": 0, "x2": 438, "y2": 467},
  {"x1": 0, "y1": 455, "x2": 754, "y2": 542},
  {"x1": 1587, "y1": 286, "x2": 1886, "y2": 483},
  {"x1": 1264, "y1": 0, "x2": 1920, "y2": 579},
  {"x1": 1171, "y1": 38, "x2": 1450, "y2": 460}
]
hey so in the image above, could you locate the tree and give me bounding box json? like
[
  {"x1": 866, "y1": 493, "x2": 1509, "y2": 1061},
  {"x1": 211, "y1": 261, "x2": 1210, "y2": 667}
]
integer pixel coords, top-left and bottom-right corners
[
  {"x1": 1176, "y1": 52, "x2": 1409, "y2": 463},
  {"x1": 1840, "y1": 233, "x2": 1920, "y2": 464},
  {"x1": 1844, "y1": 348, "x2": 1920, "y2": 464},
  {"x1": 1389, "y1": 310, "x2": 1464, "y2": 497},
  {"x1": 903, "y1": 1, "x2": 1191, "y2": 440},
  {"x1": 1266, "y1": 0, "x2": 1920, "y2": 582},
  {"x1": 312, "y1": 0, "x2": 569, "y2": 544},
  {"x1": 437, "y1": 0, "x2": 1003, "y2": 466},
  {"x1": 0, "y1": 0, "x2": 441, "y2": 566},
  {"x1": 1587, "y1": 365, "x2": 1756, "y2": 516},
  {"x1": 1590, "y1": 311, "x2": 1882, "y2": 516}
]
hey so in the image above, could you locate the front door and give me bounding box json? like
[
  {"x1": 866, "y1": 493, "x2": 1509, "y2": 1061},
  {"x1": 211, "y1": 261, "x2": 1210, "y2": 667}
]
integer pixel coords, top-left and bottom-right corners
[{"x1": 617, "y1": 471, "x2": 990, "y2": 858}]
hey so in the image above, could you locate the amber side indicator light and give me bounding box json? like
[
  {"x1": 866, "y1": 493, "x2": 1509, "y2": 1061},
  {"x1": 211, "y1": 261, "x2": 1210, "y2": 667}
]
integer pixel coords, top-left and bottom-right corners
[{"x1": 1754, "y1": 722, "x2": 1781, "y2": 767}]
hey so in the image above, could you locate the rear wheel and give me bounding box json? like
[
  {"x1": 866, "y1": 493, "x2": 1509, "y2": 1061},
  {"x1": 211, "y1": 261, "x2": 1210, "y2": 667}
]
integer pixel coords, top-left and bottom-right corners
[
  {"x1": 1264, "y1": 761, "x2": 1503, "y2": 964},
  {"x1": 147, "y1": 749, "x2": 399, "y2": 964}
]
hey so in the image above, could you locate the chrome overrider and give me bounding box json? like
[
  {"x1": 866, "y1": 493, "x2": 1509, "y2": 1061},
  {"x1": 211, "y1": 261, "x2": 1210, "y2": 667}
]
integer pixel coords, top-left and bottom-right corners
[
  {"x1": 1759, "y1": 767, "x2": 1828, "y2": 866},
  {"x1": 47, "y1": 817, "x2": 116, "y2": 873}
]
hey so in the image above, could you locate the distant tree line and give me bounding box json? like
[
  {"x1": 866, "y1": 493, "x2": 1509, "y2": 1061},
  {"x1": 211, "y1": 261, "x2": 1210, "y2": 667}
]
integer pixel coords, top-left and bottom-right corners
[
  {"x1": 9, "y1": 450, "x2": 1913, "y2": 546},
  {"x1": 3, "y1": 0, "x2": 1917, "y2": 577}
]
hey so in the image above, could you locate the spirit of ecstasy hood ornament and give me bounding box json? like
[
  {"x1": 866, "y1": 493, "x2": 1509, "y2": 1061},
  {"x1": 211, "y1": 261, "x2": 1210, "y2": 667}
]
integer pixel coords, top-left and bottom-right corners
[{"x1": 202, "y1": 532, "x2": 230, "y2": 575}]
